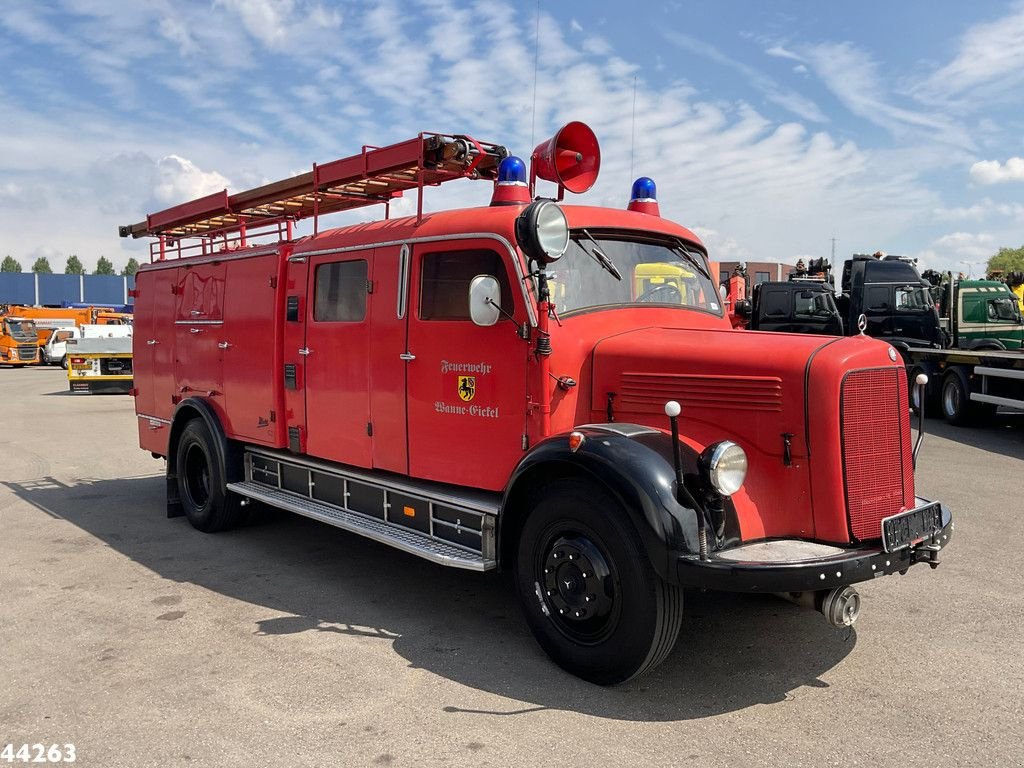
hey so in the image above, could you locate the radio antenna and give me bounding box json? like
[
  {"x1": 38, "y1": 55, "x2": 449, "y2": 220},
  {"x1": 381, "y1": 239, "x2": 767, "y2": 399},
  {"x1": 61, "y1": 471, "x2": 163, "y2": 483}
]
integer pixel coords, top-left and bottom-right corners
[
  {"x1": 530, "y1": 0, "x2": 541, "y2": 148},
  {"x1": 630, "y1": 75, "x2": 638, "y2": 180}
]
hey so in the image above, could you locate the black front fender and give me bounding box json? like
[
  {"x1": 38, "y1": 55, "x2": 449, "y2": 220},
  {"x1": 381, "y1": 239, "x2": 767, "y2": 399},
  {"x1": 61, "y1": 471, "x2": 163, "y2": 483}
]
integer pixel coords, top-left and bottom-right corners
[{"x1": 501, "y1": 424, "x2": 720, "y2": 583}]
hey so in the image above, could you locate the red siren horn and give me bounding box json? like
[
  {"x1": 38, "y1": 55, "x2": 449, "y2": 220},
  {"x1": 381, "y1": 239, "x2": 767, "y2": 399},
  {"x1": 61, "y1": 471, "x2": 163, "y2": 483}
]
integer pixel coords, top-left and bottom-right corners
[{"x1": 531, "y1": 121, "x2": 600, "y2": 195}]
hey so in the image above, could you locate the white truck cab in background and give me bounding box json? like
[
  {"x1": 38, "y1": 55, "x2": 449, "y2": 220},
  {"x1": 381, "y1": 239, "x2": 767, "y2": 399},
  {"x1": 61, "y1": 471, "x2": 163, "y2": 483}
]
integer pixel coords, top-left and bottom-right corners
[{"x1": 41, "y1": 324, "x2": 132, "y2": 368}]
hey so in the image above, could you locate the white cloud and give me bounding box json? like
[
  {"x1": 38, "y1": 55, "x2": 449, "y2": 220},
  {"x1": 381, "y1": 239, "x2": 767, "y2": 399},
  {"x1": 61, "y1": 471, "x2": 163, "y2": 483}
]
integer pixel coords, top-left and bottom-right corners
[
  {"x1": 570, "y1": 18, "x2": 583, "y2": 33},
  {"x1": 153, "y1": 155, "x2": 231, "y2": 206},
  {"x1": 662, "y1": 30, "x2": 827, "y2": 123},
  {"x1": 917, "y1": 2, "x2": 1024, "y2": 103},
  {"x1": 765, "y1": 45, "x2": 803, "y2": 62},
  {"x1": 801, "y1": 42, "x2": 974, "y2": 150},
  {"x1": 969, "y1": 157, "x2": 1024, "y2": 185},
  {"x1": 934, "y1": 198, "x2": 1024, "y2": 221}
]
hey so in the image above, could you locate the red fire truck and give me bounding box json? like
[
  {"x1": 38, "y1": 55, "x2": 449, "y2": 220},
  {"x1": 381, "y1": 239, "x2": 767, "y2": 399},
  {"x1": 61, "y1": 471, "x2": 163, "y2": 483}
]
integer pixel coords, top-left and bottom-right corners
[{"x1": 121, "y1": 123, "x2": 952, "y2": 685}]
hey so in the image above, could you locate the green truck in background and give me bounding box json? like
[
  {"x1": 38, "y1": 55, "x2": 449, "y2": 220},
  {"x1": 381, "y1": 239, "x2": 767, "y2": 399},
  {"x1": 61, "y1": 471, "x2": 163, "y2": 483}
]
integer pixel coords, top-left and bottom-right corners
[{"x1": 934, "y1": 279, "x2": 1024, "y2": 351}]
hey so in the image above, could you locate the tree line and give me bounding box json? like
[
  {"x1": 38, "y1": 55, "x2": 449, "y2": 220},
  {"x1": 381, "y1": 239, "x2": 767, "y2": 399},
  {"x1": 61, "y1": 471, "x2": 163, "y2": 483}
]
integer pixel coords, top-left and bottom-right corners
[
  {"x1": 1, "y1": 255, "x2": 139, "y2": 277},
  {"x1": 987, "y1": 245, "x2": 1024, "y2": 275}
]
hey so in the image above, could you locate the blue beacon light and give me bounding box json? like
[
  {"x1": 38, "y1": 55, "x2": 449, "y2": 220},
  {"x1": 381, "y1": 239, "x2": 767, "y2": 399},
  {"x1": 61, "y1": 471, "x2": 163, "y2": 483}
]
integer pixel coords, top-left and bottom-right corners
[
  {"x1": 491, "y1": 155, "x2": 531, "y2": 205},
  {"x1": 628, "y1": 176, "x2": 660, "y2": 216}
]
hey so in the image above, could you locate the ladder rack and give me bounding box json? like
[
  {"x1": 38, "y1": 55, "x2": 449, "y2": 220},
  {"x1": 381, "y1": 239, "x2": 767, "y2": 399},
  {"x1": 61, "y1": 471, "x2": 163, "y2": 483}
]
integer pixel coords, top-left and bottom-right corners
[{"x1": 119, "y1": 132, "x2": 508, "y2": 261}]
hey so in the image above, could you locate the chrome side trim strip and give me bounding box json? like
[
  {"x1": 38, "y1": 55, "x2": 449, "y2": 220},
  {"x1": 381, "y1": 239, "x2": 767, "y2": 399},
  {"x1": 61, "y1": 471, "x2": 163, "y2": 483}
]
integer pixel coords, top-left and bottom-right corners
[{"x1": 227, "y1": 480, "x2": 494, "y2": 571}]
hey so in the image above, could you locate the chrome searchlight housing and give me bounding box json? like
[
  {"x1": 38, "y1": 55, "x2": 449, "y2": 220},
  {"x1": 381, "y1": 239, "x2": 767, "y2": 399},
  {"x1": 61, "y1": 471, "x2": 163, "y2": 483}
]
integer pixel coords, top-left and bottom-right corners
[
  {"x1": 700, "y1": 440, "x2": 748, "y2": 496},
  {"x1": 515, "y1": 200, "x2": 569, "y2": 264}
]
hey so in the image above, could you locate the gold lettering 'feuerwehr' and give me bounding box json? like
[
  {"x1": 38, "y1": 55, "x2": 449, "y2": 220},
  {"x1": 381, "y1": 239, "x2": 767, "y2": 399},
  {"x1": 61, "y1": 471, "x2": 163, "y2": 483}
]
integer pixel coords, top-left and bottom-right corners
[{"x1": 441, "y1": 360, "x2": 493, "y2": 376}]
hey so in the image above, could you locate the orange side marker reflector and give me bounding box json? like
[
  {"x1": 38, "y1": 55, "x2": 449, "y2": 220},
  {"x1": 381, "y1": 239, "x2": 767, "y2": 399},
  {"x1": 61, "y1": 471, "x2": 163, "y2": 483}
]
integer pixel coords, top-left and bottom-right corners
[
  {"x1": 404, "y1": 506, "x2": 416, "y2": 517},
  {"x1": 568, "y1": 431, "x2": 585, "y2": 453}
]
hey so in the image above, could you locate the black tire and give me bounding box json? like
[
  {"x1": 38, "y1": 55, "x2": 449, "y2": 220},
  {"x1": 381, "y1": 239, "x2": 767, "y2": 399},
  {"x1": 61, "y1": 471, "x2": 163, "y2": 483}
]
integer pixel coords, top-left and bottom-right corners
[
  {"x1": 514, "y1": 478, "x2": 683, "y2": 685},
  {"x1": 39, "y1": 348, "x2": 48, "y2": 365},
  {"x1": 940, "y1": 370, "x2": 995, "y2": 426},
  {"x1": 59, "y1": 356, "x2": 68, "y2": 370},
  {"x1": 175, "y1": 418, "x2": 242, "y2": 532}
]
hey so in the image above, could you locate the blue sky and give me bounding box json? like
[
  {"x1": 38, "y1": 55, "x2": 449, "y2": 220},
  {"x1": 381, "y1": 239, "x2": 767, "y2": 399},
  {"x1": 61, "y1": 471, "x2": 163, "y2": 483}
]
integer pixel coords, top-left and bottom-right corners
[{"x1": 2, "y1": 1, "x2": 1023, "y2": 275}]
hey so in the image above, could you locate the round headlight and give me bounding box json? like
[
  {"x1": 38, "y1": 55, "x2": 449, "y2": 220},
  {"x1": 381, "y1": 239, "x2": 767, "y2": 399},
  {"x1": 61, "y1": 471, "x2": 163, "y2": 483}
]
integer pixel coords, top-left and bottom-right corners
[
  {"x1": 515, "y1": 200, "x2": 569, "y2": 264},
  {"x1": 701, "y1": 441, "x2": 747, "y2": 496}
]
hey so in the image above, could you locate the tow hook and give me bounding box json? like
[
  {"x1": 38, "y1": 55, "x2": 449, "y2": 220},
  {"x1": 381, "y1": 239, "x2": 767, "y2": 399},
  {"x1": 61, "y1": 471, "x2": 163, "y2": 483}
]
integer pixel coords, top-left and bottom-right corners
[
  {"x1": 775, "y1": 586, "x2": 861, "y2": 627},
  {"x1": 913, "y1": 544, "x2": 941, "y2": 569}
]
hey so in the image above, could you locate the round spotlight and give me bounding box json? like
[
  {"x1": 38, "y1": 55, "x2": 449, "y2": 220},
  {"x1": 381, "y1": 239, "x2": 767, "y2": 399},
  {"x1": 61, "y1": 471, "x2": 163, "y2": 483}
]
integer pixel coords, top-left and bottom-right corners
[
  {"x1": 701, "y1": 440, "x2": 748, "y2": 496},
  {"x1": 515, "y1": 200, "x2": 569, "y2": 264}
]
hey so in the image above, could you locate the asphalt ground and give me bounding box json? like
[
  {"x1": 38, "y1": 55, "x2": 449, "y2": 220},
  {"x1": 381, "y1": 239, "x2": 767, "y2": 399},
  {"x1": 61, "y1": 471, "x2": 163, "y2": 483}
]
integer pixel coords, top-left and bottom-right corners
[{"x1": 1, "y1": 365, "x2": 1022, "y2": 767}]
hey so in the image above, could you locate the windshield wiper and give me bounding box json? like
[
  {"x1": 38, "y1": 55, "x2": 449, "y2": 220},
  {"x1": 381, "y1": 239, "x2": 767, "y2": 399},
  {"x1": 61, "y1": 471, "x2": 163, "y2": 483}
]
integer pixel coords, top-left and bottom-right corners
[
  {"x1": 577, "y1": 229, "x2": 622, "y2": 281},
  {"x1": 674, "y1": 244, "x2": 711, "y2": 281}
]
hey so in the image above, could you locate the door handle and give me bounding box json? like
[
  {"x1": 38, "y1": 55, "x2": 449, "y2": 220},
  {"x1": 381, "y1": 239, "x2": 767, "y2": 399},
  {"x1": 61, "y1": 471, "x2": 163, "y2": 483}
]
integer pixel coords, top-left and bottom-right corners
[
  {"x1": 190, "y1": 327, "x2": 203, "y2": 334},
  {"x1": 399, "y1": 352, "x2": 416, "y2": 361},
  {"x1": 190, "y1": 310, "x2": 202, "y2": 316},
  {"x1": 298, "y1": 347, "x2": 311, "y2": 356},
  {"x1": 218, "y1": 341, "x2": 232, "y2": 350},
  {"x1": 147, "y1": 339, "x2": 159, "y2": 345}
]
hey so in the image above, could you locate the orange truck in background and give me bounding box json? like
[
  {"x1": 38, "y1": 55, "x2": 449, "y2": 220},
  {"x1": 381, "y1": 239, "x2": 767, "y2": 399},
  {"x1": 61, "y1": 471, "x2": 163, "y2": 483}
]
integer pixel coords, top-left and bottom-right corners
[
  {"x1": 0, "y1": 316, "x2": 40, "y2": 365},
  {"x1": 0, "y1": 306, "x2": 132, "y2": 361}
]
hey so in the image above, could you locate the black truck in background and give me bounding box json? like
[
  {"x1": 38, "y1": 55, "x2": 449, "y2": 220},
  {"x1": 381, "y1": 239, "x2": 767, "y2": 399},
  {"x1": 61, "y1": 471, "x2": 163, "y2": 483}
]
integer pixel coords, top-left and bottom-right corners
[
  {"x1": 736, "y1": 254, "x2": 941, "y2": 348},
  {"x1": 734, "y1": 253, "x2": 1024, "y2": 426}
]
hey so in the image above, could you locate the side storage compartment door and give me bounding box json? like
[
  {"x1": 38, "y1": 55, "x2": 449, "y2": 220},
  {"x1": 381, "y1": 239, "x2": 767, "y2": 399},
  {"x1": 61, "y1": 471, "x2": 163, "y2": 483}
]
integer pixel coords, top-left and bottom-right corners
[
  {"x1": 174, "y1": 261, "x2": 226, "y2": 414},
  {"x1": 405, "y1": 242, "x2": 528, "y2": 490},
  {"x1": 220, "y1": 253, "x2": 281, "y2": 444},
  {"x1": 303, "y1": 250, "x2": 373, "y2": 467},
  {"x1": 134, "y1": 265, "x2": 179, "y2": 453}
]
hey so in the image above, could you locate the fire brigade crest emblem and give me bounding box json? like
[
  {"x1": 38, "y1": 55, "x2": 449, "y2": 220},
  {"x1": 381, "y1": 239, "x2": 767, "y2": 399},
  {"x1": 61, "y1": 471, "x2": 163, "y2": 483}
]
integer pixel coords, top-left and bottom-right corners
[{"x1": 457, "y1": 376, "x2": 476, "y2": 402}]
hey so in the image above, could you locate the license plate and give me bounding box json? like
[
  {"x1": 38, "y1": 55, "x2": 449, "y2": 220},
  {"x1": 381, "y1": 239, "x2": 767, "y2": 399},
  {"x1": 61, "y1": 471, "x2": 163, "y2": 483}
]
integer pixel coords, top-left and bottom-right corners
[
  {"x1": 71, "y1": 363, "x2": 91, "y2": 370},
  {"x1": 881, "y1": 503, "x2": 942, "y2": 553}
]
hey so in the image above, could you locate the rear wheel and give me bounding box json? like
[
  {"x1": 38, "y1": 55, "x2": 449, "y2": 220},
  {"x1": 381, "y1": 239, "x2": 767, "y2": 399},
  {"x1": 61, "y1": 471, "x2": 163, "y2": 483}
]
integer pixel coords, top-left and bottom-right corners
[
  {"x1": 514, "y1": 479, "x2": 683, "y2": 685},
  {"x1": 941, "y1": 370, "x2": 995, "y2": 426},
  {"x1": 175, "y1": 418, "x2": 242, "y2": 532},
  {"x1": 59, "y1": 356, "x2": 68, "y2": 370}
]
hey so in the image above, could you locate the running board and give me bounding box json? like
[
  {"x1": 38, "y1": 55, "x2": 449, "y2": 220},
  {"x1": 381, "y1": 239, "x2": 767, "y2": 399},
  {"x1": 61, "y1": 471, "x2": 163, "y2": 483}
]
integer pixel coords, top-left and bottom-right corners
[{"x1": 227, "y1": 481, "x2": 495, "y2": 571}]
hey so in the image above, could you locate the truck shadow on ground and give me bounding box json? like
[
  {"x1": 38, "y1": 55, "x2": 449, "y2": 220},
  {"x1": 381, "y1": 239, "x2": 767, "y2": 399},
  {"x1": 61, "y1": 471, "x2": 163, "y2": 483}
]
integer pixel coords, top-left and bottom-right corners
[
  {"x1": 7, "y1": 475, "x2": 856, "y2": 722},
  {"x1": 915, "y1": 413, "x2": 1024, "y2": 460}
]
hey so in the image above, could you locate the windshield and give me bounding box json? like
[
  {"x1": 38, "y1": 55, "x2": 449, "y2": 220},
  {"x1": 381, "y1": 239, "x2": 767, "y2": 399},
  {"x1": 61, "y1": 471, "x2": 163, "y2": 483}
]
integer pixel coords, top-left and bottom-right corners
[
  {"x1": 989, "y1": 298, "x2": 1021, "y2": 323},
  {"x1": 896, "y1": 286, "x2": 933, "y2": 312},
  {"x1": 3, "y1": 319, "x2": 36, "y2": 336},
  {"x1": 794, "y1": 291, "x2": 838, "y2": 318},
  {"x1": 547, "y1": 233, "x2": 721, "y2": 316}
]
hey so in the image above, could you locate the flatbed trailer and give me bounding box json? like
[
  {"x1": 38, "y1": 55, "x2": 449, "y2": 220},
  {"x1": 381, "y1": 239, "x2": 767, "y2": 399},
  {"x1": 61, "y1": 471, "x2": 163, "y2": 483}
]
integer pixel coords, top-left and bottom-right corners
[
  {"x1": 65, "y1": 337, "x2": 133, "y2": 394},
  {"x1": 905, "y1": 346, "x2": 1024, "y2": 425}
]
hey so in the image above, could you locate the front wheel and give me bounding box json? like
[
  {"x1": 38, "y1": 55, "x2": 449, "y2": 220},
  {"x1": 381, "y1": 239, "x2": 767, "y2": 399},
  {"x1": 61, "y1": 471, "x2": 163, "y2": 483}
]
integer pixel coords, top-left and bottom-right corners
[{"x1": 514, "y1": 479, "x2": 683, "y2": 685}]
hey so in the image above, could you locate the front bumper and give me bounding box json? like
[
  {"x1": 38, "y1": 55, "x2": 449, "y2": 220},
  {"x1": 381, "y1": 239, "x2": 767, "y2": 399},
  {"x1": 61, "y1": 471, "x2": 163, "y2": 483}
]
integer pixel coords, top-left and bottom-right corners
[{"x1": 675, "y1": 499, "x2": 953, "y2": 593}]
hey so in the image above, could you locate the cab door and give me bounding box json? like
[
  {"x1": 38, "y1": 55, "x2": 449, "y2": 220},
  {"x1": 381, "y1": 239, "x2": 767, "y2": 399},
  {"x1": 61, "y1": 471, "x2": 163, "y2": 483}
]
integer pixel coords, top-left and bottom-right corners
[
  {"x1": 303, "y1": 251, "x2": 373, "y2": 468},
  {"x1": 405, "y1": 242, "x2": 527, "y2": 491}
]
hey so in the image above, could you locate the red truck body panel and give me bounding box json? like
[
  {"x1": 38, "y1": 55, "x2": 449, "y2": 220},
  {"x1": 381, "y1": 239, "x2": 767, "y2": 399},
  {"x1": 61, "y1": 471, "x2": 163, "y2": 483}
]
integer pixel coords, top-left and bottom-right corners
[{"x1": 133, "y1": 194, "x2": 914, "y2": 546}]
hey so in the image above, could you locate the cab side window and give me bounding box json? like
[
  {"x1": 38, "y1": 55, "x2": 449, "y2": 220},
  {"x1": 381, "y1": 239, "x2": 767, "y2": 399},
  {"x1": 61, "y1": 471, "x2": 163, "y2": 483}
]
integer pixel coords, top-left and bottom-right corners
[
  {"x1": 314, "y1": 260, "x2": 368, "y2": 322},
  {"x1": 420, "y1": 249, "x2": 512, "y2": 321},
  {"x1": 760, "y1": 289, "x2": 790, "y2": 318}
]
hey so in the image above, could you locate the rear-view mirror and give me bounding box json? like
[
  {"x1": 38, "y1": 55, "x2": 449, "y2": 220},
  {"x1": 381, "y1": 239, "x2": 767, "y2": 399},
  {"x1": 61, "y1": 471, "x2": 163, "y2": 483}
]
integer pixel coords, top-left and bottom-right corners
[{"x1": 469, "y1": 275, "x2": 501, "y2": 327}]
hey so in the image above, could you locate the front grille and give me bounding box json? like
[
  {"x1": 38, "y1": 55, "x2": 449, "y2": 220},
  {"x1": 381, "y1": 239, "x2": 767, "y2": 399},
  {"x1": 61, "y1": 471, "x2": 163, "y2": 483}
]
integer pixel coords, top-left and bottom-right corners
[
  {"x1": 840, "y1": 368, "x2": 914, "y2": 541},
  {"x1": 17, "y1": 345, "x2": 37, "y2": 361},
  {"x1": 100, "y1": 357, "x2": 133, "y2": 375}
]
